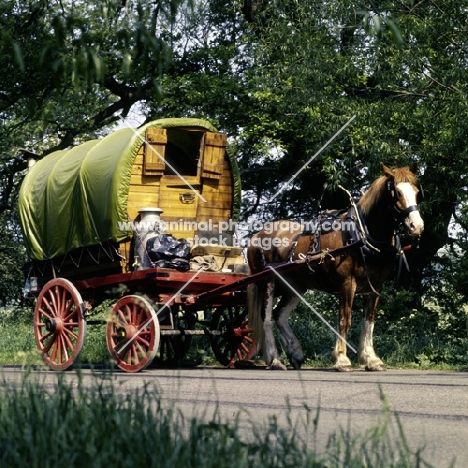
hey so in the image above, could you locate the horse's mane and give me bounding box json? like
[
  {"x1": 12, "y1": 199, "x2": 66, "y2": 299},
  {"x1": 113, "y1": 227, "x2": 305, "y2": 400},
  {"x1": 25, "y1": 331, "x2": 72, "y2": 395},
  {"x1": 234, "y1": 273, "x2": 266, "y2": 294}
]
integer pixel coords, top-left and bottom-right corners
[{"x1": 358, "y1": 167, "x2": 418, "y2": 217}]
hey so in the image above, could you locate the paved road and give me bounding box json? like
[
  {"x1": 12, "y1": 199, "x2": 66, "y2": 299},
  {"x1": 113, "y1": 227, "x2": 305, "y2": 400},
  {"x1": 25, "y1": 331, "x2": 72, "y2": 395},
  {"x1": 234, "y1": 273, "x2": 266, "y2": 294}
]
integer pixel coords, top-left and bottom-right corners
[{"x1": 1, "y1": 366, "x2": 467, "y2": 466}]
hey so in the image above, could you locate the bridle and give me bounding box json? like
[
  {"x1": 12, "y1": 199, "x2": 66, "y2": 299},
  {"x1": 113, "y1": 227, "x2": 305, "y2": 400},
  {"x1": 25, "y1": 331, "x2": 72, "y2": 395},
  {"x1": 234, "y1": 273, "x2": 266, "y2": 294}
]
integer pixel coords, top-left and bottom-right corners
[{"x1": 386, "y1": 179, "x2": 423, "y2": 221}]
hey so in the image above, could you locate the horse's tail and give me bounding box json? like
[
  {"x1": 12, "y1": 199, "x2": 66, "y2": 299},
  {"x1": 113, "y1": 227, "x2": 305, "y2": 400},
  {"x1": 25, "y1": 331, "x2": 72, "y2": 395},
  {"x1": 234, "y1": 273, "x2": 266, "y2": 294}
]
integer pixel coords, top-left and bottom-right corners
[{"x1": 247, "y1": 282, "x2": 264, "y2": 358}]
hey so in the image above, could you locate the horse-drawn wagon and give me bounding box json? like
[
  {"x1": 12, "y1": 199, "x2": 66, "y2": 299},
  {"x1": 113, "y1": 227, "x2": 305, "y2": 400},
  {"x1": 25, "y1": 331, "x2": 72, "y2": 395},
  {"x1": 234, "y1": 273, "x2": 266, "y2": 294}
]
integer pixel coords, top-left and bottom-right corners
[
  {"x1": 19, "y1": 117, "x2": 422, "y2": 373},
  {"x1": 19, "y1": 118, "x2": 256, "y2": 372}
]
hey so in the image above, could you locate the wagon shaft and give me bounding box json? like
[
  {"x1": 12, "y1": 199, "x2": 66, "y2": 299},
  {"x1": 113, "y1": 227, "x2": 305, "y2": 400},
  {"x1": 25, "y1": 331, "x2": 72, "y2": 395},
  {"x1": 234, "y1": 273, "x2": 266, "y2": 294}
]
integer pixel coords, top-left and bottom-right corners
[{"x1": 191, "y1": 240, "x2": 364, "y2": 306}]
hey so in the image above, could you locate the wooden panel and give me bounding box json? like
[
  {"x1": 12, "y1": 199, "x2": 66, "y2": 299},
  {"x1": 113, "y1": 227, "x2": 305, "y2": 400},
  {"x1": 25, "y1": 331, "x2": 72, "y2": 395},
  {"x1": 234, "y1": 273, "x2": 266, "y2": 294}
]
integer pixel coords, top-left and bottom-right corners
[
  {"x1": 158, "y1": 174, "x2": 200, "y2": 240},
  {"x1": 133, "y1": 154, "x2": 144, "y2": 166},
  {"x1": 129, "y1": 174, "x2": 161, "y2": 186},
  {"x1": 144, "y1": 128, "x2": 167, "y2": 175},
  {"x1": 128, "y1": 183, "x2": 162, "y2": 193},
  {"x1": 197, "y1": 207, "x2": 233, "y2": 218},
  {"x1": 127, "y1": 129, "x2": 236, "y2": 251},
  {"x1": 197, "y1": 157, "x2": 234, "y2": 226},
  {"x1": 201, "y1": 133, "x2": 227, "y2": 180},
  {"x1": 128, "y1": 137, "x2": 163, "y2": 220}
]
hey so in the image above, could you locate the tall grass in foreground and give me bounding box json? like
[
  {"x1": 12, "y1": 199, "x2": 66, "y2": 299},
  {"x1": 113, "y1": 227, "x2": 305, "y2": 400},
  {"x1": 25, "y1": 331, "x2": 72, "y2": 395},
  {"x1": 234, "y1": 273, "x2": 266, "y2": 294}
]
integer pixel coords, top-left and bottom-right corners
[{"x1": 0, "y1": 370, "x2": 441, "y2": 468}]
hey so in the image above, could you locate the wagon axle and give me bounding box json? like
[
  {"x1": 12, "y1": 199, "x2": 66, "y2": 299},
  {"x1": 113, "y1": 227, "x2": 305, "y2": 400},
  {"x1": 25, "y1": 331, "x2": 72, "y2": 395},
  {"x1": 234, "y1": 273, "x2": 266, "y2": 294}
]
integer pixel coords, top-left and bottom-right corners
[
  {"x1": 114, "y1": 326, "x2": 136, "y2": 342},
  {"x1": 44, "y1": 317, "x2": 63, "y2": 333}
]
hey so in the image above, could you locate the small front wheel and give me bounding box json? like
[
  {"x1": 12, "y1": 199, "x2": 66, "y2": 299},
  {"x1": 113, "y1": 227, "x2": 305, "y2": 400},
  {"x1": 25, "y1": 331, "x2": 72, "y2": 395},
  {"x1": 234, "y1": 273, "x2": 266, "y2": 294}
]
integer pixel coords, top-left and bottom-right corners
[{"x1": 106, "y1": 295, "x2": 160, "y2": 372}]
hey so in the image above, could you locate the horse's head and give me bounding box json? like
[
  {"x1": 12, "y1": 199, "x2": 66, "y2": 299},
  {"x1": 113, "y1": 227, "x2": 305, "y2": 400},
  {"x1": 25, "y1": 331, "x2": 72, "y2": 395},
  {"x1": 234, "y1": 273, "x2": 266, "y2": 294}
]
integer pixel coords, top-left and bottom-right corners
[{"x1": 381, "y1": 162, "x2": 424, "y2": 236}]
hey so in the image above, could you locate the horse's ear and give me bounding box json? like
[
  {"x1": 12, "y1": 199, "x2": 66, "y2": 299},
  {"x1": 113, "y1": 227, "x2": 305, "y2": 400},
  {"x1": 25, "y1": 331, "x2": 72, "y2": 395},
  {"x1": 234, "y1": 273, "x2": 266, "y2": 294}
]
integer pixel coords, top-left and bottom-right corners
[
  {"x1": 409, "y1": 162, "x2": 418, "y2": 174},
  {"x1": 380, "y1": 162, "x2": 394, "y2": 178}
]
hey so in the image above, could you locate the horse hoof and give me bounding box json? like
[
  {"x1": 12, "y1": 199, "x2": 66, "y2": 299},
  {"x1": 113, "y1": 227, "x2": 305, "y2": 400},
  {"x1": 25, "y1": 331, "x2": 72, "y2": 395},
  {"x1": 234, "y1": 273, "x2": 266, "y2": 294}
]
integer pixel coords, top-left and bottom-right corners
[
  {"x1": 290, "y1": 358, "x2": 303, "y2": 370},
  {"x1": 365, "y1": 364, "x2": 386, "y2": 372},
  {"x1": 267, "y1": 359, "x2": 287, "y2": 370},
  {"x1": 334, "y1": 366, "x2": 353, "y2": 372}
]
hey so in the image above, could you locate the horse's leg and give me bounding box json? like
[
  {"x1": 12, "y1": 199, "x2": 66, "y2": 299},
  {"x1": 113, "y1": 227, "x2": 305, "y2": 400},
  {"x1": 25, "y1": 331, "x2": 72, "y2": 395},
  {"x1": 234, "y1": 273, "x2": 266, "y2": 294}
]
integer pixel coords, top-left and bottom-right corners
[
  {"x1": 275, "y1": 293, "x2": 304, "y2": 370},
  {"x1": 358, "y1": 293, "x2": 385, "y2": 371},
  {"x1": 262, "y1": 278, "x2": 287, "y2": 370},
  {"x1": 332, "y1": 277, "x2": 356, "y2": 371}
]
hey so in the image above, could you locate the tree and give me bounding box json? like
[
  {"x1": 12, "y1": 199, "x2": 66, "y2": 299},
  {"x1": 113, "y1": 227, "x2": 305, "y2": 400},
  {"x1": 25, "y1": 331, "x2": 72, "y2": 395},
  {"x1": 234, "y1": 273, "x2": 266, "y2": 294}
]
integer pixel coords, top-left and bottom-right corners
[
  {"x1": 2, "y1": 0, "x2": 468, "y2": 304},
  {"x1": 0, "y1": 0, "x2": 184, "y2": 213},
  {"x1": 0, "y1": 212, "x2": 24, "y2": 305},
  {"x1": 195, "y1": 1, "x2": 468, "y2": 299}
]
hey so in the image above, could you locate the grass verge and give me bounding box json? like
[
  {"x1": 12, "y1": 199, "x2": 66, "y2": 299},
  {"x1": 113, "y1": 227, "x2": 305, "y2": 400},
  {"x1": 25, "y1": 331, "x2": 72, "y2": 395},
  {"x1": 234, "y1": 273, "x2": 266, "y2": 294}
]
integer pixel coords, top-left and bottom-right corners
[{"x1": 0, "y1": 369, "x2": 440, "y2": 468}]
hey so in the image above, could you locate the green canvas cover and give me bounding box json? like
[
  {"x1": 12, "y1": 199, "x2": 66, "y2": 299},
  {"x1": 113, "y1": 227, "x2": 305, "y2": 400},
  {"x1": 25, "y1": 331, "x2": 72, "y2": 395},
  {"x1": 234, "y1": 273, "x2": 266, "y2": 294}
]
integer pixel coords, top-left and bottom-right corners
[{"x1": 18, "y1": 118, "x2": 241, "y2": 261}]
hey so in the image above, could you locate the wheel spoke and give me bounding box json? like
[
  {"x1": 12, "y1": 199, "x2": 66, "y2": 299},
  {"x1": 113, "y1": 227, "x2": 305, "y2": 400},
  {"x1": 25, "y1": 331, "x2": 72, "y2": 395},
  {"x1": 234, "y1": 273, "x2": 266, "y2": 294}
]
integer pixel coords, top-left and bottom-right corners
[
  {"x1": 62, "y1": 303, "x2": 77, "y2": 322},
  {"x1": 50, "y1": 335, "x2": 59, "y2": 363},
  {"x1": 63, "y1": 295, "x2": 74, "y2": 318},
  {"x1": 48, "y1": 289, "x2": 59, "y2": 315},
  {"x1": 42, "y1": 296, "x2": 57, "y2": 317},
  {"x1": 118, "y1": 307, "x2": 129, "y2": 324},
  {"x1": 136, "y1": 335, "x2": 150, "y2": 348},
  {"x1": 38, "y1": 306, "x2": 54, "y2": 321},
  {"x1": 42, "y1": 334, "x2": 56, "y2": 354},
  {"x1": 60, "y1": 335, "x2": 70, "y2": 363},
  {"x1": 39, "y1": 330, "x2": 54, "y2": 343},
  {"x1": 62, "y1": 329, "x2": 76, "y2": 351},
  {"x1": 131, "y1": 303, "x2": 137, "y2": 325},
  {"x1": 240, "y1": 342, "x2": 250, "y2": 353},
  {"x1": 58, "y1": 288, "x2": 67, "y2": 317},
  {"x1": 135, "y1": 340, "x2": 147, "y2": 359}
]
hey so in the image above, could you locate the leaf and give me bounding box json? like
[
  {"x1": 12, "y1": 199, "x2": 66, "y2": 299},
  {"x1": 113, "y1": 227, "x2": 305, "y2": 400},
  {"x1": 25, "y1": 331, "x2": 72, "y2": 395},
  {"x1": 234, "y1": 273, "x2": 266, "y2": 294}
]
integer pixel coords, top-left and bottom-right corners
[
  {"x1": 12, "y1": 42, "x2": 25, "y2": 72},
  {"x1": 371, "y1": 13, "x2": 382, "y2": 35},
  {"x1": 382, "y1": 16, "x2": 404, "y2": 45}
]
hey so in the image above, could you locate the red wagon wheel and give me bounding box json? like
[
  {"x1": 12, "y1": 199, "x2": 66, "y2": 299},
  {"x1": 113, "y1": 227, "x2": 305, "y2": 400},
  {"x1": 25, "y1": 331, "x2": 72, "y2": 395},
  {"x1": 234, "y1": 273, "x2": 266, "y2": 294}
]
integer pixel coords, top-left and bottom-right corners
[
  {"x1": 34, "y1": 278, "x2": 87, "y2": 371},
  {"x1": 210, "y1": 306, "x2": 256, "y2": 368},
  {"x1": 106, "y1": 295, "x2": 160, "y2": 373}
]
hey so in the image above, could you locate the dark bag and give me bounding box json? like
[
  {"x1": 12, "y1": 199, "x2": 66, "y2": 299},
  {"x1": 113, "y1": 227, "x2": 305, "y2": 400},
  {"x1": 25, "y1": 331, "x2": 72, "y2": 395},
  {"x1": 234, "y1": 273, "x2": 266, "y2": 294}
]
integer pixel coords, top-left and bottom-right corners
[{"x1": 146, "y1": 234, "x2": 191, "y2": 271}]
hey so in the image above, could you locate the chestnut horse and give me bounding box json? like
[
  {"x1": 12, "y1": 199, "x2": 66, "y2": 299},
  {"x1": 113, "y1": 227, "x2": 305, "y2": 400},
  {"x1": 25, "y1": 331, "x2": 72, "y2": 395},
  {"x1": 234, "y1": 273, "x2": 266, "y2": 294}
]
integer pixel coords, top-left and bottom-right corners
[{"x1": 247, "y1": 163, "x2": 424, "y2": 371}]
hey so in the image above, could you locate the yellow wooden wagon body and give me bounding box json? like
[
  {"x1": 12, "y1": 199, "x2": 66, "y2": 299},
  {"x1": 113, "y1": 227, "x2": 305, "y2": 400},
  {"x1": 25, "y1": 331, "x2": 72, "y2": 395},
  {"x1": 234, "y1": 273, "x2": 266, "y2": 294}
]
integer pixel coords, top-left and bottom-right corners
[{"x1": 18, "y1": 118, "x2": 244, "y2": 283}]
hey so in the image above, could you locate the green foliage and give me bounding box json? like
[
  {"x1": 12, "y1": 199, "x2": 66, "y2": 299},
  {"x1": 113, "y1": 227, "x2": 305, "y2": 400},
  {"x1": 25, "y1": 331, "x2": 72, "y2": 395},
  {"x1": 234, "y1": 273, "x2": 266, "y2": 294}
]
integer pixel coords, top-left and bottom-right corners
[
  {"x1": 0, "y1": 212, "x2": 25, "y2": 305},
  {"x1": 0, "y1": 307, "x2": 38, "y2": 367},
  {"x1": 0, "y1": 0, "x2": 184, "y2": 214}
]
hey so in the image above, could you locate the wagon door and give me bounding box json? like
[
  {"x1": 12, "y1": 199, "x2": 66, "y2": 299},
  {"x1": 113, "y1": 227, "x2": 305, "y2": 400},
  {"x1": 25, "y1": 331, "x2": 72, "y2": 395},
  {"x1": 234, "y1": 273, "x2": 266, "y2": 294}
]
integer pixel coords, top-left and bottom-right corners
[
  {"x1": 197, "y1": 132, "x2": 232, "y2": 233},
  {"x1": 155, "y1": 128, "x2": 204, "y2": 240},
  {"x1": 126, "y1": 127, "x2": 232, "y2": 245}
]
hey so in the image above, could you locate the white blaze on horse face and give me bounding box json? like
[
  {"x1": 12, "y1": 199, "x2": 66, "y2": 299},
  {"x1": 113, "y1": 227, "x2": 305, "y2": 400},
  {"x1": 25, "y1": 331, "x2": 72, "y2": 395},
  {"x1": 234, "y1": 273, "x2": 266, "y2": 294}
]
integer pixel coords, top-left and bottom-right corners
[{"x1": 396, "y1": 182, "x2": 424, "y2": 236}]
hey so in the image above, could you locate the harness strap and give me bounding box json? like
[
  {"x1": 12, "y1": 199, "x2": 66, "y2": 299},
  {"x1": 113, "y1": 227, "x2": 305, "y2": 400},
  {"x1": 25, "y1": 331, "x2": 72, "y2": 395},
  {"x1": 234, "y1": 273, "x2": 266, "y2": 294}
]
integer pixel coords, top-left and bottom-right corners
[
  {"x1": 286, "y1": 233, "x2": 302, "y2": 262},
  {"x1": 394, "y1": 204, "x2": 419, "y2": 218},
  {"x1": 339, "y1": 185, "x2": 413, "y2": 296}
]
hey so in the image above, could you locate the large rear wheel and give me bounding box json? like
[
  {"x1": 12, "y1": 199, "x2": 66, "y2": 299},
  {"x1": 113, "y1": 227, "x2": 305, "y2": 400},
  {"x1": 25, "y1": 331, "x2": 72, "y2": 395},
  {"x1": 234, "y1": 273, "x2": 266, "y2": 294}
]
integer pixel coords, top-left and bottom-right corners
[
  {"x1": 34, "y1": 278, "x2": 86, "y2": 371},
  {"x1": 210, "y1": 306, "x2": 255, "y2": 367},
  {"x1": 106, "y1": 295, "x2": 160, "y2": 372}
]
